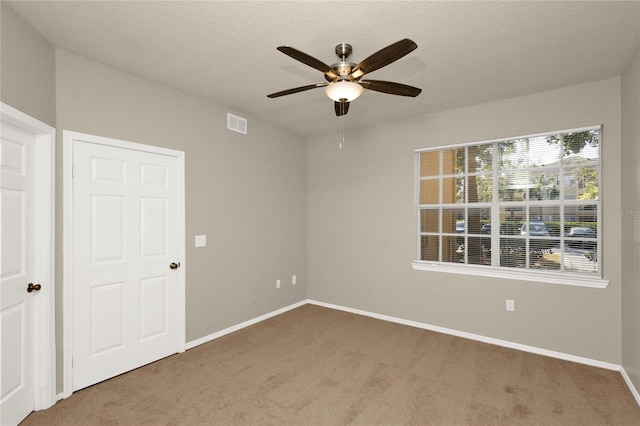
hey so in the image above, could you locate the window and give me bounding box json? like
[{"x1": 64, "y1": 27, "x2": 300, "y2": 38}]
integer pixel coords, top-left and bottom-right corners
[{"x1": 414, "y1": 126, "x2": 605, "y2": 287}]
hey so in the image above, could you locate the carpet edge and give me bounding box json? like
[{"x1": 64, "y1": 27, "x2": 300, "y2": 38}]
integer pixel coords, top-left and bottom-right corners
[
  {"x1": 307, "y1": 299, "x2": 621, "y2": 371},
  {"x1": 185, "y1": 299, "x2": 308, "y2": 350}
]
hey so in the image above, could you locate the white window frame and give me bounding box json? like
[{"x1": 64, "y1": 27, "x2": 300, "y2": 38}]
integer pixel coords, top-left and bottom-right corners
[{"x1": 412, "y1": 125, "x2": 608, "y2": 289}]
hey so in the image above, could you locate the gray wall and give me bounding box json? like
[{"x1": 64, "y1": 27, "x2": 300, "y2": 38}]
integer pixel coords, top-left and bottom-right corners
[
  {"x1": 621, "y1": 43, "x2": 640, "y2": 391},
  {"x1": 55, "y1": 49, "x2": 308, "y2": 338},
  {"x1": 54, "y1": 50, "x2": 308, "y2": 389},
  {"x1": 308, "y1": 77, "x2": 623, "y2": 364},
  {"x1": 0, "y1": 1, "x2": 55, "y2": 126}
]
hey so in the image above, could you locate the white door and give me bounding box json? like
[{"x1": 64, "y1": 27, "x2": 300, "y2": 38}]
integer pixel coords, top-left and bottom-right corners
[
  {"x1": 1, "y1": 122, "x2": 36, "y2": 425},
  {"x1": 72, "y1": 139, "x2": 182, "y2": 391}
]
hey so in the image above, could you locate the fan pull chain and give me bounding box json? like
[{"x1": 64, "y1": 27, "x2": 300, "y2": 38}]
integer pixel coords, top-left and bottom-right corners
[{"x1": 340, "y1": 115, "x2": 345, "y2": 149}]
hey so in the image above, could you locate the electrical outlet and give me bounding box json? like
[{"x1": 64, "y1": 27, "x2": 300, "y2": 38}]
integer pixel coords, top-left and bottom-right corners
[
  {"x1": 292, "y1": 275, "x2": 297, "y2": 285},
  {"x1": 506, "y1": 299, "x2": 515, "y2": 311},
  {"x1": 276, "y1": 279, "x2": 281, "y2": 289}
]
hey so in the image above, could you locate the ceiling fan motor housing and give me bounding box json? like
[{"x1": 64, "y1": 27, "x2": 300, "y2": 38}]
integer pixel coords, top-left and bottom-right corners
[{"x1": 327, "y1": 63, "x2": 357, "y2": 81}]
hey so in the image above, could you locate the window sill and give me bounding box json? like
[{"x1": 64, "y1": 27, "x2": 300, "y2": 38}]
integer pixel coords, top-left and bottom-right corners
[{"x1": 411, "y1": 261, "x2": 609, "y2": 289}]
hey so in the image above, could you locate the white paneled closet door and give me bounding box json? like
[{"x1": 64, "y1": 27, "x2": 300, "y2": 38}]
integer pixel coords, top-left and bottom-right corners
[{"x1": 71, "y1": 139, "x2": 181, "y2": 391}]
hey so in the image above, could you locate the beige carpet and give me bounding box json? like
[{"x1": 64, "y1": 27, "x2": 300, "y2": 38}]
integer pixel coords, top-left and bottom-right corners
[{"x1": 22, "y1": 304, "x2": 640, "y2": 425}]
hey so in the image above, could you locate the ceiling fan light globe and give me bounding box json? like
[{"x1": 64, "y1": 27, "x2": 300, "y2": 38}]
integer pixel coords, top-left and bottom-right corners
[{"x1": 325, "y1": 81, "x2": 363, "y2": 102}]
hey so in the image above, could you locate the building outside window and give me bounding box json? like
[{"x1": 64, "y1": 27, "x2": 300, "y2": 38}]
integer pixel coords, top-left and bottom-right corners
[{"x1": 414, "y1": 126, "x2": 602, "y2": 286}]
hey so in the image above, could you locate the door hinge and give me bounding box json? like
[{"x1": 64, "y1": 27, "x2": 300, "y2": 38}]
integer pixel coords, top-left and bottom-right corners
[
  {"x1": 72, "y1": 164, "x2": 75, "y2": 178},
  {"x1": 72, "y1": 355, "x2": 75, "y2": 368}
]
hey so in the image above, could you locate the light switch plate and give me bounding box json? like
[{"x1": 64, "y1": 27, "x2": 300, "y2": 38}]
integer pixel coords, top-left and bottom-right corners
[{"x1": 195, "y1": 235, "x2": 207, "y2": 247}]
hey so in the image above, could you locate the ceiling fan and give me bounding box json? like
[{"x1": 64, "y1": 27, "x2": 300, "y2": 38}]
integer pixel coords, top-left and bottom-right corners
[{"x1": 267, "y1": 39, "x2": 422, "y2": 116}]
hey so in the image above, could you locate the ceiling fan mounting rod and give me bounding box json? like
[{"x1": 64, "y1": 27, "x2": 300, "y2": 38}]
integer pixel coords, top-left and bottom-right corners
[{"x1": 335, "y1": 43, "x2": 352, "y2": 61}]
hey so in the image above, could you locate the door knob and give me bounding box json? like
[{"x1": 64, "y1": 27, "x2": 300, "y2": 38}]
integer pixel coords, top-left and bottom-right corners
[
  {"x1": 169, "y1": 262, "x2": 180, "y2": 270},
  {"x1": 27, "y1": 283, "x2": 42, "y2": 293}
]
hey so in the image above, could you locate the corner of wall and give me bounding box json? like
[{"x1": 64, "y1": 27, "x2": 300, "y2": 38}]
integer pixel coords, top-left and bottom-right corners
[{"x1": 620, "y1": 40, "x2": 640, "y2": 396}]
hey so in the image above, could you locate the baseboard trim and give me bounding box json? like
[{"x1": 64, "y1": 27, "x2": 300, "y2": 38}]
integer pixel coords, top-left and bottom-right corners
[
  {"x1": 620, "y1": 367, "x2": 640, "y2": 406},
  {"x1": 307, "y1": 299, "x2": 621, "y2": 372},
  {"x1": 184, "y1": 300, "x2": 307, "y2": 350}
]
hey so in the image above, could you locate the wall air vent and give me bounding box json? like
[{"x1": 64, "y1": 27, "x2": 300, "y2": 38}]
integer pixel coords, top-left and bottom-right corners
[{"x1": 227, "y1": 113, "x2": 247, "y2": 135}]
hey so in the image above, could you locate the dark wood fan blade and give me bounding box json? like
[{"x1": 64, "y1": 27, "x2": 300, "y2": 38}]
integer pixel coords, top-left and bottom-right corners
[
  {"x1": 335, "y1": 100, "x2": 350, "y2": 116},
  {"x1": 351, "y1": 39, "x2": 417, "y2": 78},
  {"x1": 277, "y1": 46, "x2": 337, "y2": 78},
  {"x1": 267, "y1": 83, "x2": 327, "y2": 98},
  {"x1": 359, "y1": 80, "x2": 422, "y2": 97}
]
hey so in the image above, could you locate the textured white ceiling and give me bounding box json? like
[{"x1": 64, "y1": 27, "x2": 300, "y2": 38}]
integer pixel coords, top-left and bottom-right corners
[{"x1": 8, "y1": 1, "x2": 640, "y2": 137}]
